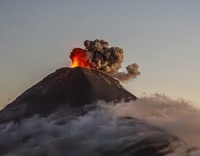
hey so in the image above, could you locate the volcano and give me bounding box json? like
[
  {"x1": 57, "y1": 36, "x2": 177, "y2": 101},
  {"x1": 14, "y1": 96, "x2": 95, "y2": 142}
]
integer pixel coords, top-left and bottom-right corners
[
  {"x1": 0, "y1": 67, "x2": 136, "y2": 123},
  {"x1": 0, "y1": 67, "x2": 185, "y2": 156}
]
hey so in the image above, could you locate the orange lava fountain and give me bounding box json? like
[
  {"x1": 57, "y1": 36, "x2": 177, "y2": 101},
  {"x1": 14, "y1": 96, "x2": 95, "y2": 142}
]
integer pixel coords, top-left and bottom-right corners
[{"x1": 70, "y1": 48, "x2": 89, "y2": 68}]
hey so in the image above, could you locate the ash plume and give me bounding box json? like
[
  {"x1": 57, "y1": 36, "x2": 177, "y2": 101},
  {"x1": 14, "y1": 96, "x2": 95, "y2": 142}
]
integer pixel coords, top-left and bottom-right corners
[{"x1": 70, "y1": 39, "x2": 140, "y2": 82}]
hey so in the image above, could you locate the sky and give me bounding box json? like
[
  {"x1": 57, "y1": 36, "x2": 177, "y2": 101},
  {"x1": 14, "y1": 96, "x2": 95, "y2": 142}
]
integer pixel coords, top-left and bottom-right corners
[{"x1": 0, "y1": 0, "x2": 200, "y2": 109}]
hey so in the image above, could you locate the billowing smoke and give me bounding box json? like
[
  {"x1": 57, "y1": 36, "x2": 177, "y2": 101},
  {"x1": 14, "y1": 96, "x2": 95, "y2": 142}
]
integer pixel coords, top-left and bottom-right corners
[
  {"x1": 70, "y1": 39, "x2": 140, "y2": 82},
  {"x1": 112, "y1": 63, "x2": 140, "y2": 82},
  {"x1": 0, "y1": 94, "x2": 200, "y2": 155}
]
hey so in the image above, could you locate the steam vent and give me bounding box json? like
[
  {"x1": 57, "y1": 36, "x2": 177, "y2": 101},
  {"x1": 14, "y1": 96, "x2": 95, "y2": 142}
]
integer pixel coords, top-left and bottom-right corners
[{"x1": 0, "y1": 67, "x2": 136, "y2": 123}]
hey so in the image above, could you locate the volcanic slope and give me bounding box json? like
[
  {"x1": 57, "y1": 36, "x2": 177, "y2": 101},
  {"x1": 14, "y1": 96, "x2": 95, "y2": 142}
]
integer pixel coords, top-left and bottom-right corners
[
  {"x1": 0, "y1": 67, "x2": 185, "y2": 156},
  {"x1": 0, "y1": 67, "x2": 136, "y2": 123}
]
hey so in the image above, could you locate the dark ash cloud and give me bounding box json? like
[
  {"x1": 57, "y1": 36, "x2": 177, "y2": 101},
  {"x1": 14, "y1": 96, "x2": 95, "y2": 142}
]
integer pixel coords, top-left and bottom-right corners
[{"x1": 70, "y1": 39, "x2": 140, "y2": 82}]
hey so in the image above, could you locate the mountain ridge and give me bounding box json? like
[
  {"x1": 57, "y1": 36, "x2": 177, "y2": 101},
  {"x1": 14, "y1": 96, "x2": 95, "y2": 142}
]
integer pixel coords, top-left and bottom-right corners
[{"x1": 0, "y1": 67, "x2": 136, "y2": 123}]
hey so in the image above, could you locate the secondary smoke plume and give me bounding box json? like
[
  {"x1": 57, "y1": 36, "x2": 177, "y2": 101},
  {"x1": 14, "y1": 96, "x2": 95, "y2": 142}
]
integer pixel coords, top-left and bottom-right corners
[{"x1": 70, "y1": 39, "x2": 140, "y2": 82}]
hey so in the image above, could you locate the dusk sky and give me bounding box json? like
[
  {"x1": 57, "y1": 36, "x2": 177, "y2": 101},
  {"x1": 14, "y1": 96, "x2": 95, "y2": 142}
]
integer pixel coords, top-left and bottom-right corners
[{"x1": 0, "y1": 0, "x2": 200, "y2": 109}]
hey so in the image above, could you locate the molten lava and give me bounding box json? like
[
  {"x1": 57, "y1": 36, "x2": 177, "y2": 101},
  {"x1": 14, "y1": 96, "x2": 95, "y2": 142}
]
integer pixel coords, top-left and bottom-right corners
[{"x1": 70, "y1": 48, "x2": 89, "y2": 68}]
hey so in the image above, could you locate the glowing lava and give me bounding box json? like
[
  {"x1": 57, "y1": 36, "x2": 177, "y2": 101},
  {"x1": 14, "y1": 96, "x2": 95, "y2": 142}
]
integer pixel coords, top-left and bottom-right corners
[{"x1": 70, "y1": 48, "x2": 89, "y2": 68}]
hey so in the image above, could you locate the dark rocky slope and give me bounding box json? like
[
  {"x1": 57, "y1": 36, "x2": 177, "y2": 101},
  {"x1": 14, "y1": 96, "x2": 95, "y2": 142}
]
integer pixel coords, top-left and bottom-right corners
[{"x1": 0, "y1": 67, "x2": 136, "y2": 123}]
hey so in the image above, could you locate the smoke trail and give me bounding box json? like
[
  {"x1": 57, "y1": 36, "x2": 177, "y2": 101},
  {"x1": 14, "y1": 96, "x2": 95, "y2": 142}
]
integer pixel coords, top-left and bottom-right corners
[
  {"x1": 112, "y1": 63, "x2": 141, "y2": 82},
  {"x1": 70, "y1": 39, "x2": 140, "y2": 82},
  {"x1": 0, "y1": 94, "x2": 200, "y2": 155}
]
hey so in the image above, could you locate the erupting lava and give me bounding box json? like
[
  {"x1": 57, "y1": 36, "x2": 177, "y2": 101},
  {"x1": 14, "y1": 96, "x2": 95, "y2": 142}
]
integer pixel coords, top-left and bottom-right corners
[{"x1": 70, "y1": 48, "x2": 89, "y2": 68}]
